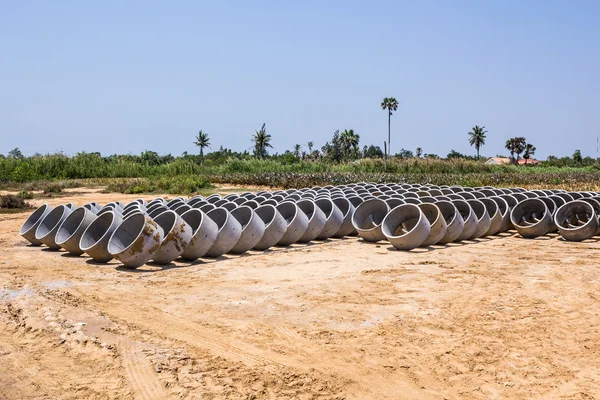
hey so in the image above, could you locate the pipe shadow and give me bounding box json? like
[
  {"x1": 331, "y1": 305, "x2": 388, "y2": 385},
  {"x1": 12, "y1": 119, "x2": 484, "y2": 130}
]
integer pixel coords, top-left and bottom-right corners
[
  {"x1": 41, "y1": 248, "x2": 61, "y2": 252},
  {"x1": 61, "y1": 253, "x2": 83, "y2": 258},
  {"x1": 86, "y1": 259, "x2": 117, "y2": 266}
]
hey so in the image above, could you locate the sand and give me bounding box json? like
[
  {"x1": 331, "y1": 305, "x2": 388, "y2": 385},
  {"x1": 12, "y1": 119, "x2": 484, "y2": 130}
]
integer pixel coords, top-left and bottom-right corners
[{"x1": 1, "y1": 188, "x2": 600, "y2": 399}]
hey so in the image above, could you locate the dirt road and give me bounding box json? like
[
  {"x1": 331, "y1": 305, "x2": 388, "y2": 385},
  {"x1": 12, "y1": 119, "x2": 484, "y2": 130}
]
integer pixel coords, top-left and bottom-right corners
[{"x1": 1, "y1": 189, "x2": 600, "y2": 399}]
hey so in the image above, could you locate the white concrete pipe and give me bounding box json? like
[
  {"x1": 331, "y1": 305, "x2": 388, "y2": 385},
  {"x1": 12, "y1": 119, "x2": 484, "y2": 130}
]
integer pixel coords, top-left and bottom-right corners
[
  {"x1": 35, "y1": 204, "x2": 72, "y2": 250},
  {"x1": 418, "y1": 203, "x2": 447, "y2": 246},
  {"x1": 466, "y1": 199, "x2": 491, "y2": 240},
  {"x1": 296, "y1": 199, "x2": 327, "y2": 243},
  {"x1": 382, "y1": 204, "x2": 431, "y2": 250},
  {"x1": 510, "y1": 198, "x2": 553, "y2": 238},
  {"x1": 435, "y1": 200, "x2": 465, "y2": 245},
  {"x1": 179, "y1": 209, "x2": 219, "y2": 260},
  {"x1": 55, "y1": 207, "x2": 97, "y2": 255},
  {"x1": 276, "y1": 202, "x2": 309, "y2": 246},
  {"x1": 152, "y1": 210, "x2": 193, "y2": 264},
  {"x1": 205, "y1": 208, "x2": 243, "y2": 257},
  {"x1": 253, "y1": 205, "x2": 287, "y2": 250},
  {"x1": 108, "y1": 214, "x2": 164, "y2": 268},
  {"x1": 20, "y1": 204, "x2": 53, "y2": 246},
  {"x1": 229, "y1": 206, "x2": 266, "y2": 254}
]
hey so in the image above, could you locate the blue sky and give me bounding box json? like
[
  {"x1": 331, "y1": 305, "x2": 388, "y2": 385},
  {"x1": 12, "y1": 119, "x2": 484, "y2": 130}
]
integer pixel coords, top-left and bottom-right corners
[{"x1": 1, "y1": 1, "x2": 598, "y2": 159}]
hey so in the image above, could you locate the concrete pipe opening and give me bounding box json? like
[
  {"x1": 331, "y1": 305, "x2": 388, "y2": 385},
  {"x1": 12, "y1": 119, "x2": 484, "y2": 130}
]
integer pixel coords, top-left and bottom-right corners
[
  {"x1": 179, "y1": 209, "x2": 219, "y2": 260},
  {"x1": 253, "y1": 205, "x2": 287, "y2": 250},
  {"x1": 224, "y1": 193, "x2": 240, "y2": 201},
  {"x1": 199, "y1": 203, "x2": 216, "y2": 214},
  {"x1": 148, "y1": 206, "x2": 169, "y2": 219},
  {"x1": 122, "y1": 207, "x2": 143, "y2": 220},
  {"x1": 351, "y1": 198, "x2": 390, "y2": 242},
  {"x1": 382, "y1": 204, "x2": 430, "y2": 250},
  {"x1": 151, "y1": 210, "x2": 192, "y2": 264},
  {"x1": 436, "y1": 200, "x2": 465, "y2": 244},
  {"x1": 555, "y1": 193, "x2": 574, "y2": 203},
  {"x1": 568, "y1": 192, "x2": 583, "y2": 199},
  {"x1": 332, "y1": 197, "x2": 356, "y2": 238},
  {"x1": 276, "y1": 202, "x2": 309, "y2": 246},
  {"x1": 554, "y1": 200, "x2": 598, "y2": 241},
  {"x1": 296, "y1": 200, "x2": 327, "y2": 243},
  {"x1": 510, "y1": 198, "x2": 552, "y2": 238},
  {"x1": 20, "y1": 204, "x2": 53, "y2": 246},
  {"x1": 241, "y1": 200, "x2": 260, "y2": 210},
  {"x1": 453, "y1": 200, "x2": 478, "y2": 241},
  {"x1": 232, "y1": 197, "x2": 248, "y2": 205},
  {"x1": 221, "y1": 202, "x2": 237, "y2": 212},
  {"x1": 479, "y1": 198, "x2": 502, "y2": 236},
  {"x1": 385, "y1": 198, "x2": 405, "y2": 209},
  {"x1": 403, "y1": 198, "x2": 422, "y2": 205},
  {"x1": 418, "y1": 203, "x2": 447, "y2": 246},
  {"x1": 214, "y1": 199, "x2": 229, "y2": 207},
  {"x1": 241, "y1": 193, "x2": 257, "y2": 200},
  {"x1": 580, "y1": 198, "x2": 600, "y2": 235},
  {"x1": 167, "y1": 198, "x2": 185, "y2": 208},
  {"x1": 446, "y1": 194, "x2": 466, "y2": 200},
  {"x1": 55, "y1": 207, "x2": 97, "y2": 255},
  {"x1": 145, "y1": 202, "x2": 165, "y2": 214},
  {"x1": 457, "y1": 192, "x2": 476, "y2": 200},
  {"x1": 271, "y1": 195, "x2": 285, "y2": 203},
  {"x1": 83, "y1": 203, "x2": 100, "y2": 214},
  {"x1": 108, "y1": 214, "x2": 164, "y2": 268},
  {"x1": 80, "y1": 211, "x2": 122, "y2": 263},
  {"x1": 229, "y1": 206, "x2": 266, "y2": 254},
  {"x1": 314, "y1": 198, "x2": 343, "y2": 240},
  {"x1": 490, "y1": 196, "x2": 512, "y2": 232},
  {"x1": 261, "y1": 199, "x2": 279, "y2": 207},
  {"x1": 206, "y1": 194, "x2": 222, "y2": 204},
  {"x1": 174, "y1": 204, "x2": 193, "y2": 215},
  {"x1": 538, "y1": 197, "x2": 559, "y2": 232},
  {"x1": 466, "y1": 199, "x2": 491, "y2": 239},
  {"x1": 205, "y1": 208, "x2": 243, "y2": 257},
  {"x1": 35, "y1": 205, "x2": 72, "y2": 250}
]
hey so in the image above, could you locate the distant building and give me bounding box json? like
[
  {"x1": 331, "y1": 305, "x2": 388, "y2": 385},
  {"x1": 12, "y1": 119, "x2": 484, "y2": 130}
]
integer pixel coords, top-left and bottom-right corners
[{"x1": 485, "y1": 157, "x2": 541, "y2": 165}]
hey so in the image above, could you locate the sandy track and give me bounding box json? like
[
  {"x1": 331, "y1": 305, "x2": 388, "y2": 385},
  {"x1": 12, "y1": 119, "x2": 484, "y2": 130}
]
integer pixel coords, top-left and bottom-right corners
[{"x1": 2, "y1": 190, "x2": 600, "y2": 399}]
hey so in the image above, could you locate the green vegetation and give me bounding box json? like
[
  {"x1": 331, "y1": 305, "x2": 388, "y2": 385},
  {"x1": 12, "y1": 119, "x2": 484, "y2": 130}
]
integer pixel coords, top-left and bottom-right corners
[
  {"x1": 468, "y1": 125, "x2": 487, "y2": 159},
  {"x1": 193, "y1": 130, "x2": 211, "y2": 165},
  {"x1": 104, "y1": 176, "x2": 212, "y2": 195}
]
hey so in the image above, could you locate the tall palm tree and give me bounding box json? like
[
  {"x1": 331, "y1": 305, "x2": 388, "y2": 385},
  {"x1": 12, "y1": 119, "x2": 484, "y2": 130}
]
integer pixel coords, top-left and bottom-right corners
[
  {"x1": 505, "y1": 137, "x2": 526, "y2": 164},
  {"x1": 468, "y1": 125, "x2": 487, "y2": 159},
  {"x1": 381, "y1": 97, "x2": 398, "y2": 157},
  {"x1": 307, "y1": 141, "x2": 313, "y2": 153},
  {"x1": 293, "y1": 144, "x2": 301, "y2": 158},
  {"x1": 523, "y1": 143, "x2": 536, "y2": 164},
  {"x1": 252, "y1": 123, "x2": 272, "y2": 159},
  {"x1": 194, "y1": 130, "x2": 211, "y2": 165},
  {"x1": 416, "y1": 147, "x2": 423, "y2": 158}
]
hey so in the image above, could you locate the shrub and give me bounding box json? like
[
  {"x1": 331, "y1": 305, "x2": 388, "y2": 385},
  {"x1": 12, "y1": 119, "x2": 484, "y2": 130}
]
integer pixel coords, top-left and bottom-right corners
[
  {"x1": 17, "y1": 190, "x2": 34, "y2": 199},
  {"x1": 0, "y1": 194, "x2": 33, "y2": 210}
]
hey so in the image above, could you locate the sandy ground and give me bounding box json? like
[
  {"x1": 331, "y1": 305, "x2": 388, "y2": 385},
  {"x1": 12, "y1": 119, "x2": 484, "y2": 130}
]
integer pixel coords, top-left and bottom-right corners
[{"x1": 2, "y1": 188, "x2": 600, "y2": 399}]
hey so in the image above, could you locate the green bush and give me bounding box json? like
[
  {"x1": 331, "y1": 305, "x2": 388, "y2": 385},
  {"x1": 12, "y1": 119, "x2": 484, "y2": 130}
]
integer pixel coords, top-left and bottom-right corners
[{"x1": 17, "y1": 190, "x2": 34, "y2": 199}]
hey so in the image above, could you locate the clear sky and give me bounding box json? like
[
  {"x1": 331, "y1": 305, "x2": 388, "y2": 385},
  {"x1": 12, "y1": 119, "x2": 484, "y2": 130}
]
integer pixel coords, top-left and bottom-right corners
[{"x1": 1, "y1": 1, "x2": 598, "y2": 159}]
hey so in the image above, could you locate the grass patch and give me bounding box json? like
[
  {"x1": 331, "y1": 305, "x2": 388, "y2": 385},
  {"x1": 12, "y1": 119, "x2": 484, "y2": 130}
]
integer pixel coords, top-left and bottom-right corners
[{"x1": 103, "y1": 176, "x2": 213, "y2": 195}]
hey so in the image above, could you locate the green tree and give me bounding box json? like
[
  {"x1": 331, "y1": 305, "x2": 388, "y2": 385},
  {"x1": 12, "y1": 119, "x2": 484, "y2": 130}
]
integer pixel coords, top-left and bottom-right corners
[
  {"x1": 505, "y1": 137, "x2": 526, "y2": 164},
  {"x1": 396, "y1": 148, "x2": 414, "y2": 159},
  {"x1": 193, "y1": 130, "x2": 211, "y2": 165},
  {"x1": 341, "y1": 129, "x2": 360, "y2": 160},
  {"x1": 8, "y1": 148, "x2": 23, "y2": 158},
  {"x1": 322, "y1": 130, "x2": 343, "y2": 163},
  {"x1": 468, "y1": 125, "x2": 487, "y2": 159},
  {"x1": 307, "y1": 141, "x2": 314, "y2": 153},
  {"x1": 573, "y1": 149, "x2": 583, "y2": 164},
  {"x1": 293, "y1": 144, "x2": 301, "y2": 159},
  {"x1": 381, "y1": 97, "x2": 398, "y2": 157},
  {"x1": 416, "y1": 147, "x2": 423, "y2": 158},
  {"x1": 252, "y1": 123, "x2": 272, "y2": 159},
  {"x1": 523, "y1": 143, "x2": 536, "y2": 164}
]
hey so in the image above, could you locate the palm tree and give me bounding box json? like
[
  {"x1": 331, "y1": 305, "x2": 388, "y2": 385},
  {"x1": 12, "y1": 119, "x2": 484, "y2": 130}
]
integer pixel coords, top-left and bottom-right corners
[
  {"x1": 416, "y1": 147, "x2": 423, "y2": 158},
  {"x1": 341, "y1": 129, "x2": 360, "y2": 160},
  {"x1": 468, "y1": 125, "x2": 487, "y2": 159},
  {"x1": 523, "y1": 143, "x2": 536, "y2": 164},
  {"x1": 381, "y1": 97, "x2": 398, "y2": 157},
  {"x1": 307, "y1": 141, "x2": 313, "y2": 153},
  {"x1": 252, "y1": 123, "x2": 272, "y2": 159},
  {"x1": 194, "y1": 130, "x2": 211, "y2": 165},
  {"x1": 505, "y1": 137, "x2": 526, "y2": 164},
  {"x1": 293, "y1": 144, "x2": 301, "y2": 159}
]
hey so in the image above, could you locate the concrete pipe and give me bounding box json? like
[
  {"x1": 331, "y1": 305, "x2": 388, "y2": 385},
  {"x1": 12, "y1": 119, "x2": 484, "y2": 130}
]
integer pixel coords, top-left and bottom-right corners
[
  {"x1": 151, "y1": 210, "x2": 193, "y2": 264},
  {"x1": 453, "y1": 200, "x2": 478, "y2": 241},
  {"x1": 548, "y1": 195, "x2": 567, "y2": 209},
  {"x1": 167, "y1": 198, "x2": 185, "y2": 208},
  {"x1": 108, "y1": 214, "x2": 164, "y2": 268},
  {"x1": 179, "y1": 209, "x2": 218, "y2": 260},
  {"x1": 578, "y1": 192, "x2": 592, "y2": 198},
  {"x1": 568, "y1": 192, "x2": 583, "y2": 200},
  {"x1": 436, "y1": 200, "x2": 465, "y2": 245},
  {"x1": 478, "y1": 189, "x2": 496, "y2": 197},
  {"x1": 332, "y1": 197, "x2": 356, "y2": 238},
  {"x1": 554, "y1": 193, "x2": 574, "y2": 203},
  {"x1": 35, "y1": 205, "x2": 72, "y2": 250},
  {"x1": 296, "y1": 199, "x2": 327, "y2": 243},
  {"x1": 206, "y1": 194, "x2": 222, "y2": 204},
  {"x1": 510, "y1": 193, "x2": 528, "y2": 203},
  {"x1": 489, "y1": 196, "x2": 511, "y2": 232},
  {"x1": 55, "y1": 207, "x2": 97, "y2": 255},
  {"x1": 522, "y1": 192, "x2": 538, "y2": 199},
  {"x1": 479, "y1": 198, "x2": 503, "y2": 236},
  {"x1": 188, "y1": 199, "x2": 208, "y2": 208},
  {"x1": 254, "y1": 196, "x2": 267, "y2": 204},
  {"x1": 276, "y1": 202, "x2": 309, "y2": 246},
  {"x1": 174, "y1": 204, "x2": 193, "y2": 215},
  {"x1": 221, "y1": 202, "x2": 237, "y2": 212},
  {"x1": 83, "y1": 203, "x2": 100, "y2": 214},
  {"x1": 199, "y1": 203, "x2": 216, "y2": 214},
  {"x1": 224, "y1": 193, "x2": 240, "y2": 201},
  {"x1": 418, "y1": 203, "x2": 447, "y2": 246},
  {"x1": 466, "y1": 199, "x2": 491, "y2": 239},
  {"x1": 241, "y1": 200, "x2": 260, "y2": 210},
  {"x1": 580, "y1": 198, "x2": 600, "y2": 235},
  {"x1": 232, "y1": 197, "x2": 248, "y2": 205},
  {"x1": 271, "y1": 195, "x2": 285, "y2": 203},
  {"x1": 510, "y1": 198, "x2": 553, "y2": 238},
  {"x1": 147, "y1": 198, "x2": 166, "y2": 208},
  {"x1": 446, "y1": 194, "x2": 466, "y2": 200},
  {"x1": 403, "y1": 198, "x2": 422, "y2": 205},
  {"x1": 64, "y1": 202, "x2": 77, "y2": 210},
  {"x1": 122, "y1": 207, "x2": 143, "y2": 220},
  {"x1": 19, "y1": 204, "x2": 53, "y2": 246},
  {"x1": 419, "y1": 196, "x2": 437, "y2": 203},
  {"x1": 214, "y1": 199, "x2": 229, "y2": 207},
  {"x1": 347, "y1": 196, "x2": 364, "y2": 209},
  {"x1": 538, "y1": 197, "x2": 559, "y2": 232},
  {"x1": 382, "y1": 204, "x2": 431, "y2": 250},
  {"x1": 79, "y1": 211, "x2": 122, "y2": 263},
  {"x1": 229, "y1": 206, "x2": 266, "y2": 254},
  {"x1": 554, "y1": 200, "x2": 598, "y2": 241},
  {"x1": 253, "y1": 205, "x2": 287, "y2": 250},
  {"x1": 261, "y1": 199, "x2": 279, "y2": 207},
  {"x1": 205, "y1": 208, "x2": 243, "y2": 257},
  {"x1": 428, "y1": 189, "x2": 443, "y2": 197},
  {"x1": 145, "y1": 202, "x2": 165, "y2": 215},
  {"x1": 124, "y1": 202, "x2": 145, "y2": 214},
  {"x1": 314, "y1": 198, "x2": 343, "y2": 240},
  {"x1": 457, "y1": 192, "x2": 476, "y2": 200},
  {"x1": 403, "y1": 192, "x2": 419, "y2": 199},
  {"x1": 385, "y1": 198, "x2": 405, "y2": 209},
  {"x1": 351, "y1": 198, "x2": 390, "y2": 242},
  {"x1": 471, "y1": 192, "x2": 486, "y2": 199},
  {"x1": 148, "y1": 206, "x2": 169, "y2": 219}
]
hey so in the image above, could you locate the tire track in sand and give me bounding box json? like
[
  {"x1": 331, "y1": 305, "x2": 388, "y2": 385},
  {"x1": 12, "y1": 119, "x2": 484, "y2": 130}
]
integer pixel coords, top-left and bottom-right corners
[{"x1": 120, "y1": 340, "x2": 168, "y2": 400}]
